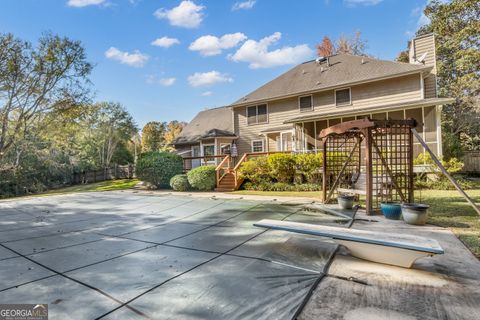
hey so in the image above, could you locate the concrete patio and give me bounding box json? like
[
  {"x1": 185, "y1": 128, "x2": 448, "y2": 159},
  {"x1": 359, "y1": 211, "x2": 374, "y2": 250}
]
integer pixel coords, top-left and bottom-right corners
[{"x1": 0, "y1": 191, "x2": 479, "y2": 319}]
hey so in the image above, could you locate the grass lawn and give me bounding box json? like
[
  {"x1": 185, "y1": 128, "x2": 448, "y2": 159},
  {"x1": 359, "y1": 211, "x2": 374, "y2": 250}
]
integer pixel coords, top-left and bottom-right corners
[
  {"x1": 416, "y1": 186, "x2": 480, "y2": 258},
  {"x1": 0, "y1": 179, "x2": 141, "y2": 201},
  {"x1": 44, "y1": 179, "x2": 140, "y2": 194}
]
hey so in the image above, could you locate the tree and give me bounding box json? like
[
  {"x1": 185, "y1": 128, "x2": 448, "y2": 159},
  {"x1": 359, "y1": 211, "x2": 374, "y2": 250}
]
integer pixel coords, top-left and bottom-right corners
[
  {"x1": 418, "y1": 0, "x2": 480, "y2": 158},
  {"x1": 316, "y1": 31, "x2": 369, "y2": 57},
  {"x1": 336, "y1": 31, "x2": 368, "y2": 55},
  {"x1": 141, "y1": 121, "x2": 166, "y2": 152},
  {"x1": 0, "y1": 33, "x2": 92, "y2": 158},
  {"x1": 395, "y1": 50, "x2": 410, "y2": 63},
  {"x1": 316, "y1": 36, "x2": 335, "y2": 57},
  {"x1": 85, "y1": 102, "x2": 138, "y2": 167},
  {"x1": 163, "y1": 120, "x2": 187, "y2": 147}
]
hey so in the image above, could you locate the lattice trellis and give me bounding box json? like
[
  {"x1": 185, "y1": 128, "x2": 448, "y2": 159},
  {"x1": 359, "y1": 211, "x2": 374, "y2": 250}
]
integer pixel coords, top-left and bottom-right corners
[{"x1": 320, "y1": 118, "x2": 416, "y2": 215}]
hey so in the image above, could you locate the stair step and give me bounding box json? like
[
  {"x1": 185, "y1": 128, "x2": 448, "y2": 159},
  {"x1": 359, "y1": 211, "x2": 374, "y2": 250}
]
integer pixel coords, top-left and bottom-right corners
[{"x1": 215, "y1": 187, "x2": 235, "y2": 192}]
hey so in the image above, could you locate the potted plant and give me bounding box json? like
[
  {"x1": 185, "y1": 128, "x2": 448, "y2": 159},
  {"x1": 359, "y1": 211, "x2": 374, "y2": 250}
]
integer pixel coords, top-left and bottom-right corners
[
  {"x1": 337, "y1": 193, "x2": 355, "y2": 210},
  {"x1": 401, "y1": 203, "x2": 429, "y2": 225},
  {"x1": 380, "y1": 201, "x2": 402, "y2": 220}
]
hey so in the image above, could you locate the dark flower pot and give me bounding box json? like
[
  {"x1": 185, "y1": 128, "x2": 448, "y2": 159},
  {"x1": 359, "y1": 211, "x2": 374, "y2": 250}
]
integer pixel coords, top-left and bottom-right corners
[
  {"x1": 337, "y1": 194, "x2": 355, "y2": 210},
  {"x1": 401, "y1": 203, "x2": 429, "y2": 225},
  {"x1": 380, "y1": 202, "x2": 402, "y2": 220}
]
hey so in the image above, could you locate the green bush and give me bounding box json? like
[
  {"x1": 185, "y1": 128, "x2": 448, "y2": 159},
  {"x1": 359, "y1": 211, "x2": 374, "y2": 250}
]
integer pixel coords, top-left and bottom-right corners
[
  {"x1": 242, "y1": 181, "x2": 322, "y2": 192},
  {"x1": 170, "y1": 174, "x2": 190, "y2": 191},
  {"x1": 187, "y1": 166, "x2": 216, "y2": 191},
  {"x1": 413, "y1": 153, "x2": 467, "y2": 190},
  {"x1": 136, "y1": 152, "x2": 183, "y2": 188},
  {"x1": 267, "y1": 153, "x2": 296, "y2": 183},
  {"x1": 295, "y1": 153, "x2": 323, "y2": 183},
  {"x1": 237, "y1": 156, "x2": 271, "y2": 184}
]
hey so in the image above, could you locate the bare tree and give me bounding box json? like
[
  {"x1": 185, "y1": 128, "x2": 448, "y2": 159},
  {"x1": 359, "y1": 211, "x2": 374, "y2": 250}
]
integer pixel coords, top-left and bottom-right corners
[{"x1": 0, "y1": 33, "x2": 92, "y2": 158}]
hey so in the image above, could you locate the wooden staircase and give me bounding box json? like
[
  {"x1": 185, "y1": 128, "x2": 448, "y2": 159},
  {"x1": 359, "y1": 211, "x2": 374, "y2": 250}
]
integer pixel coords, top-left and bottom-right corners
[
  {"x1": 215, "y1": 171, "x2": 236, "y2": 192},
  {"x1": 214, "y1": 152, "x2": 289, "y2": 192}
]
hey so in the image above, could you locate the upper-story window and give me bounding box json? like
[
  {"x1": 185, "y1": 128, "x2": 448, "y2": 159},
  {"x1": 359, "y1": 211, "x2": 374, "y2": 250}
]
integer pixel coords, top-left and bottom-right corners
[
  {"x1": 247, "y1": 104, "x2": 268, "y2": 125},
  {"x1": 335, "y1": 88, "x2": 351, "y2": 106},
  {"x1": 251, "y1": 140, "x2": 264, "y2": 153},
  {"x1": 299, "y1": 95, "x2": 313, "y2": 112}
]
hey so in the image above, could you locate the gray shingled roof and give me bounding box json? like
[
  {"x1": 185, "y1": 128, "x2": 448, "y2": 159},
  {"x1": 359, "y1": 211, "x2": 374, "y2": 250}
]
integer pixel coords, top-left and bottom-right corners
[
  {"x1": 232, "y1": 54, "x2": 431, "y2": 106},
  {"x1": 173, "y1": 106, "x2": 235, "y2": 145}
]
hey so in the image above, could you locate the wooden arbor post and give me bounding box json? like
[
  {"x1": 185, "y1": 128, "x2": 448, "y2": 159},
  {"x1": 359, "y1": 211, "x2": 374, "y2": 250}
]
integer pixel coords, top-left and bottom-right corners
[{"x1": 363, "y1": 127, "x2": 373, "y2": 215}]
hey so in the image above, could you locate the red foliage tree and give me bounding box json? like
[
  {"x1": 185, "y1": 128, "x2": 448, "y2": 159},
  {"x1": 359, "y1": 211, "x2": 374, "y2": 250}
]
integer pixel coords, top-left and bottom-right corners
[{"x1": 316, "y1": 36, "x2": 334, "y2": 57}]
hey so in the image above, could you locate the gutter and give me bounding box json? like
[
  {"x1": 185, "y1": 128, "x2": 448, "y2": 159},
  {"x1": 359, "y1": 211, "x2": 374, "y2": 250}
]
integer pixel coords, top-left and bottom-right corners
[{"x1": 283, "y1": 97, "x2": 455, "y2": 124}]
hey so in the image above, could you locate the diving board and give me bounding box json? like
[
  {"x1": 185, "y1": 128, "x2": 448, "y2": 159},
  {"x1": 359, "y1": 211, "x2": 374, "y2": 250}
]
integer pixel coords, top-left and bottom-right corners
[{"x1": 254, "y1": 219, "x2": 444, "y2": 268}]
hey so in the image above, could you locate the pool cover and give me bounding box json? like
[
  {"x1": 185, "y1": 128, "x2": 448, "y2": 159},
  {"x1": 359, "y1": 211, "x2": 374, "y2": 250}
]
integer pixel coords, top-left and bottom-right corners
[{"x1": 0, "y1": 192, "x2": 346, "y2": 319}]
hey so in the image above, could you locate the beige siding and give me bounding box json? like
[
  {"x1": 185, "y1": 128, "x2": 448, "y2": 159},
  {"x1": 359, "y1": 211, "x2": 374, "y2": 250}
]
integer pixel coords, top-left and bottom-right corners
[
  {"x1": 234, "y1": 74, "x2": 422, "y2": 155},
  {"x1": 410, "y1": 34, "x2": 437, "y2": 98},
  {"x1": 234, "y1": 97, "x2": 298, "y2": 155},
  {"x1": 312, "y1": 74, "x2": 421, "y2": 114}
]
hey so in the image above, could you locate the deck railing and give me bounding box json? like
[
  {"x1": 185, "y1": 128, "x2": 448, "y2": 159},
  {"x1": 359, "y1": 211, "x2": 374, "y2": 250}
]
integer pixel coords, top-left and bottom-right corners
[{"x1": 182, "y1": 155, "x2": 226, "y2": 172}]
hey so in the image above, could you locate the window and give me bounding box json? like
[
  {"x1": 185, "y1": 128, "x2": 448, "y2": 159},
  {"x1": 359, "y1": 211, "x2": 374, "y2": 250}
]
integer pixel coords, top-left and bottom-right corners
[
  {"x1": 335, "y1": 88, "x2": 351, "y2": 106},
  {"x1": 299, "y1": 95, "x2": 313, "y2": 112},
  {"x1": 247, "y1": 104, "x2": 268, "y2": 125},
  {"x1": 220, "y1": 143, "x2": 231, "y2": 155},
  {"x1": 251, "y1": 140, "x2": 264, "y2": 153},
  {"x1": 203, "y1": 144, "x2": 215, "y2": 156}
]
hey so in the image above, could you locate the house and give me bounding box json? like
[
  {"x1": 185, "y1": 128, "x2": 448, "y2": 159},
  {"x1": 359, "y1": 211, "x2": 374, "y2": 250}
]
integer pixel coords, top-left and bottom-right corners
[
  {"x1": 172, "y1": 106, "x2": 236, "y2": 168},
  {"x1": 174, "y1": 34, "x2": 453, "y2": 167}
]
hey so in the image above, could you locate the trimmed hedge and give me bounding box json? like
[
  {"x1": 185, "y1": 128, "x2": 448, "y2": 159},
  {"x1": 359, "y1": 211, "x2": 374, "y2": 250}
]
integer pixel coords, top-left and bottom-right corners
[
  {"x1": 170, "y1": 174, "x2": 191, "y2": 191},
  {"x1": 187, "y1": 165, "x2": 216, "y2": 191},
  {"x1": 238, "y1": 153, "x2": 324, "y2": 185},
  {"x1": 136, "y1": 152, "x2": 183, "y2": 188}
]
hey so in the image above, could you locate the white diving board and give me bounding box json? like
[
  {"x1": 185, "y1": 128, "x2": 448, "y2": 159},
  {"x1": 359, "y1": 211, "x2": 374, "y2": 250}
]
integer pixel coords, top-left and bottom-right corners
[{"x1": 254, "y1": 219, "x2": 444, "y2": 268}]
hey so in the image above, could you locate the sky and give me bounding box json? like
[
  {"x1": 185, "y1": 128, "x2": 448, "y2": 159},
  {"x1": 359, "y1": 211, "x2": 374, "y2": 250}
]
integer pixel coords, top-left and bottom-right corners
[{"x1": 0, "y1": 0, "x2": 430, "y2": 127}]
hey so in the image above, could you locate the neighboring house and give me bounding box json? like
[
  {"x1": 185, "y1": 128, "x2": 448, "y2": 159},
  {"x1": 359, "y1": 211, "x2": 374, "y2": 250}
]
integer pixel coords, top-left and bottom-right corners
[
  {"x1": 172, "y1": 106, "x2": 236, "y2": 167},
  {"x1": 174, "y1": 34, "x2": 453, "y2": 163}
]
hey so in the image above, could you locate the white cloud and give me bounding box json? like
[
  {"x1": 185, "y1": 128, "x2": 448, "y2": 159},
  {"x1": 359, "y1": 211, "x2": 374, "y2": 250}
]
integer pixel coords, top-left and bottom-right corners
[
  {"x1": 159, "y1": 77, "x2": 176, "y2": 86},
  {"x1": 151, "y1": 36, "x2": 180, "y2": 48},
  {"x1": 67, "y1": 0, "x2": 106, "y2": 7},
  {"x1": 232, "y1": 0, "x2": 256, "y2": 11},
  {"x1": 154, "y1": 1, "x2": 205, "y2": 29},
  {"x1": 188, "y1": 71, "x2": 233, "y2": 87},
  {"x1": 189, "y1": 33, "x2": 247, "y2": 56},
  {"x1": 146, "y1": 75, "x2": 176, "y2": 86},
  {"x1": 229, "y1": 32, "x2": 313, "y2": 69},
  {"x1": 201, "y1": 91, "x2": 213, "y2": 96},
  {"x1": 105, "y1": 47, "x2": 149, "y2": 67},
  {"x1": 344, "y1": 0, "x2": 383, "y2": 6}
]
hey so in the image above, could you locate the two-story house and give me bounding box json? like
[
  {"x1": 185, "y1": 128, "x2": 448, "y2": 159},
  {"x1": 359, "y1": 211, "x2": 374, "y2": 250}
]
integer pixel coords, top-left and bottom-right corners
[{"x1": 173, "y1": 33, "x2": 453, "y2": 166}]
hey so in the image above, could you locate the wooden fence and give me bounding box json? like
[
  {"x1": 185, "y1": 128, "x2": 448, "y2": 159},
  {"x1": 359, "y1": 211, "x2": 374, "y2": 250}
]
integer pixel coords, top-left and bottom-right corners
[
  {"x1": 72, "y1": 164, "x2": 135, "y2": 184},
  {"x1": 461, "y1": 151, "x2": 480, "y2": 173}
]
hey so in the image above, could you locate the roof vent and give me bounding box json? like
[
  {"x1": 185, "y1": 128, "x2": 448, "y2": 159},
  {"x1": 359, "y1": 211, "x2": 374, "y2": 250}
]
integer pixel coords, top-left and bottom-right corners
[
  {"x1": 302, "y1": 69, "x2": 306, "y2": 74},
  {"x1": 361, "y1": 58, "x2": 366, "y2": 64},
  {"x1": 316, "y1": 56, "x2": 327, "y2": 64},
  {"x1": 316, "y1": 81, "x2": 321, "y2": 85}
]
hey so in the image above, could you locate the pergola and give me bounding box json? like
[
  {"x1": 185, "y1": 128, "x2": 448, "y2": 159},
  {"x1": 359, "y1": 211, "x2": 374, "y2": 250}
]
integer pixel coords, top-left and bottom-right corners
[{"x1": 319, "y1": 118, "x2": 417, "y2": 215}]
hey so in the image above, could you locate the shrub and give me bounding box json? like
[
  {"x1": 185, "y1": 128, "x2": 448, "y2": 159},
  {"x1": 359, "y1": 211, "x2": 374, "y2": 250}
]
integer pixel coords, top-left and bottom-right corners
[
  {"x1": 295, "y1": 153, "x2": 323, "y2": 183},
  {"x1": 267, "y1": 153, "x2": 296, "y2": 183},
  {"x1": 242, "y1": 181, "x2": 322, "y2": 192},
  {"x1": 237, "y1": 156, "x2": 271, "y2": 184},
  {"x1": 187, "y1": 166, "x2": 216, "y2": 191},
  {"x1": 413, "y1": 153, "x2": 466, "y2": 190},
  {"x1": 170, "y1": 174, "x2": 190, "y2": 191},
  {"x1": 136, "y1": 152, "x2": 183, "y2": 188}
]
